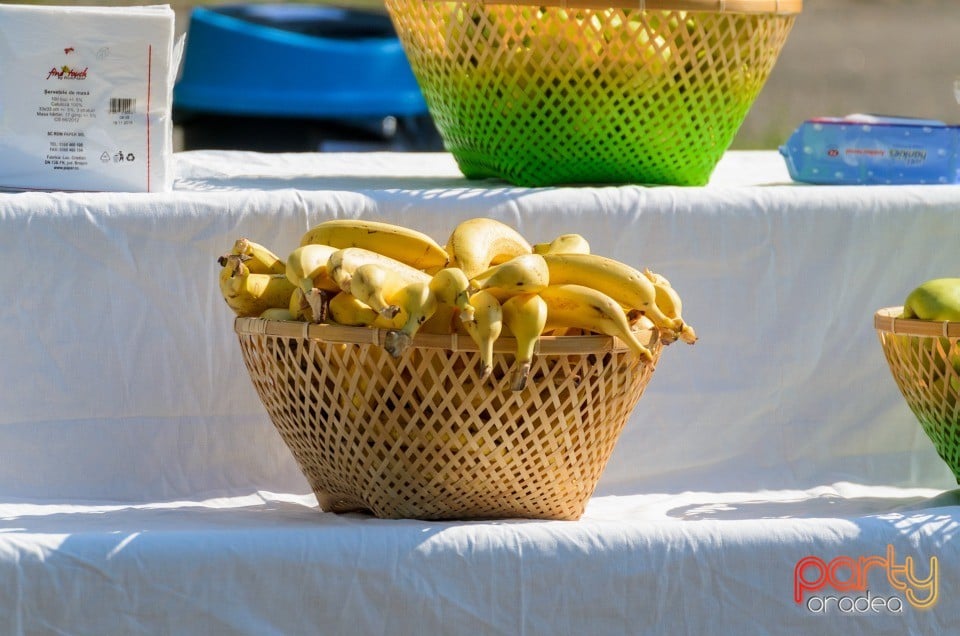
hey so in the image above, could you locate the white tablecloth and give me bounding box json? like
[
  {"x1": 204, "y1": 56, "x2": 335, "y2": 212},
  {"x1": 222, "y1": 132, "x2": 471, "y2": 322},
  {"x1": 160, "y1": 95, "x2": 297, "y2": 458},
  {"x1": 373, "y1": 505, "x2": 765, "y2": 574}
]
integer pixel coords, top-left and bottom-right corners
[{"x1": 1, "y1": 151, "x2": 958, "y2": 634}]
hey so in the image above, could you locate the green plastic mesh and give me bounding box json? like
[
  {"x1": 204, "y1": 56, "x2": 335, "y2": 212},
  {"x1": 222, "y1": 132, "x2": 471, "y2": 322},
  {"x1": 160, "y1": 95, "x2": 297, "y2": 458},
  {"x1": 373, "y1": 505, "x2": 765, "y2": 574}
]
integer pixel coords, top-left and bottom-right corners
[{"x1": 386, "y1": 1, "x2": 797, "y2": 186}]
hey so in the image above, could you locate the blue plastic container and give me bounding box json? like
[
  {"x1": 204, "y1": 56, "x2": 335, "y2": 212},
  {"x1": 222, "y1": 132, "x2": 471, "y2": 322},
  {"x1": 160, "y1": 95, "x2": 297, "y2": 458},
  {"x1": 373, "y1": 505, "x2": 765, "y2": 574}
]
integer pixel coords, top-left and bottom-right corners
[
  {"x1": 173, "y1": 4, "x2": 441, "y2": 151},
  {"x1": 780, "y1": 114, "x2": 960, "y2": 185}
]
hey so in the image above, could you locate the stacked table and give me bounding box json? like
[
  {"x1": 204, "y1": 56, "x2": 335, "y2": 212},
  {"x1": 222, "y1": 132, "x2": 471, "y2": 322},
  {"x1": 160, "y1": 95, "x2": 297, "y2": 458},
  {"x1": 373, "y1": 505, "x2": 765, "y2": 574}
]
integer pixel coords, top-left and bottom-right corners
[{"x1": 0, "y1": 151, "x2": 957, "y2": 634}]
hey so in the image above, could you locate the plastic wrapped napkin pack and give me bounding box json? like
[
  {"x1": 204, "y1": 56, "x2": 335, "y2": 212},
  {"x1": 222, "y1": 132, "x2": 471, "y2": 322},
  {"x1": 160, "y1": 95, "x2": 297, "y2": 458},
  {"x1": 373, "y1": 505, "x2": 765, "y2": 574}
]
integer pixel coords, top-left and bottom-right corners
[
  {"x1": 780, "y1": 114, "x2": 960, "y2": 185},
  {"x1": 0, "y1": 4, "x2": 179, "y2": 192}
]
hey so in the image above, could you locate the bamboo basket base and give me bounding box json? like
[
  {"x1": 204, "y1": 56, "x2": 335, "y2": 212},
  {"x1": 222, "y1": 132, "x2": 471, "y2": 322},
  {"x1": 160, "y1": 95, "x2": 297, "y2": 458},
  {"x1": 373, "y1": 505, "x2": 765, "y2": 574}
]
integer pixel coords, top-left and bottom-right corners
[{"x1": 235, "y1": 318, "x2": 662, "y2": 520}]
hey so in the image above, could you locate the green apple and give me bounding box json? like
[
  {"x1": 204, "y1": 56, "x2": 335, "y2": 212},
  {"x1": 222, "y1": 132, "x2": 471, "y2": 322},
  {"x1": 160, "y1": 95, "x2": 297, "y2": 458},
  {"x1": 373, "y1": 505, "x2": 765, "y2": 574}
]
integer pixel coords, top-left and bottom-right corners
[{"x1": 902, "y1": 278, "x2": 960, "y2": 321}]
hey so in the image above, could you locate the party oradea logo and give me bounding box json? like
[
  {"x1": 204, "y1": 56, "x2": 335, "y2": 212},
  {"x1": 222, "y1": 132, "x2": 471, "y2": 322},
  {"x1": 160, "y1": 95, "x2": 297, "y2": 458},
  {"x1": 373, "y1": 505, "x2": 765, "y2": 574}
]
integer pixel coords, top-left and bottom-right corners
[{"x1": 794, "y1": 545, "x2": 938, "y2": 614}]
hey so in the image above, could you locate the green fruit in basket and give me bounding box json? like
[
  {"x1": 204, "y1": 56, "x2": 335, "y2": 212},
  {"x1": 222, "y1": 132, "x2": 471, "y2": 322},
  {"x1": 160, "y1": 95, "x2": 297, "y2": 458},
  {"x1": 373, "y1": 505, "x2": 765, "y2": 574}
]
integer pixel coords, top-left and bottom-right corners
[{"x1": 901, "y1": 278, "x2": 960, "y2": 321}]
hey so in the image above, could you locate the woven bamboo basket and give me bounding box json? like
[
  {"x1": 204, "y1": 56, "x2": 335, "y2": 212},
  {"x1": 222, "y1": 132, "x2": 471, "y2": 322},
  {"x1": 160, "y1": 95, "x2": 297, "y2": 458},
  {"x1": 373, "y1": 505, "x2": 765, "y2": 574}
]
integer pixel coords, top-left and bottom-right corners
[
  {"x1": 235, "y1": 317, "x2": 662, "y2": 520},
  {"x1": 385, "y1": 0, "x2": 801, "y2": 186},
  {"x1": 875, "y1": 307, "x2": 960, "y2": 483}
]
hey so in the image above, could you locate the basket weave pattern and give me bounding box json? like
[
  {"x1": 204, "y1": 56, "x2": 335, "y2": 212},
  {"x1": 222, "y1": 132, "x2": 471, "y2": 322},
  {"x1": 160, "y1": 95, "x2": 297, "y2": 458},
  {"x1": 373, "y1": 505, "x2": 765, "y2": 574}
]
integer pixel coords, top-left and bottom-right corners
[
  {"x1": 876, "y1": 307, "x2": 960, "y2": 483},
  {"x1": 236, "y1": 318, "x2": 661, "y2": 520},
  {"x1": 385, "y1": 1, "x2": 797, "y2": 186}
]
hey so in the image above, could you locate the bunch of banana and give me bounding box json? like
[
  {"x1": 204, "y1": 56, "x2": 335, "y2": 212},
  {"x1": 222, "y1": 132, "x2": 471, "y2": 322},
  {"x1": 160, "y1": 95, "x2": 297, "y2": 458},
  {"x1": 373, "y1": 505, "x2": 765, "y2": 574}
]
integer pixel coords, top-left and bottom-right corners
[
  {"x1": 300, "y1": 218, "x2": 449, "y2": 272},
  {"x1": 216, "y1": 217, "x2": 698, "y2": 390},
  {"x1": 217, "y1": 256, "x2": 296, "y2": 318},
  {"x1": 446, "y1": 217, "x2": 532, "y2": 280},
  {"x1": 462, "y1": 290, "x2": 504, "y2": 381},
  {"x1": 532, "y1": 233, "x2": 591, "y2": 256},
  {"x1": 217, "y1": 241, "x2": 296, "y2": 317},
  {"x1": 230, "y1": 237, "x2": 286, "y2": 275},
  {"x1": 500, "y1": 292, "x2": 547, "y2": 391}
]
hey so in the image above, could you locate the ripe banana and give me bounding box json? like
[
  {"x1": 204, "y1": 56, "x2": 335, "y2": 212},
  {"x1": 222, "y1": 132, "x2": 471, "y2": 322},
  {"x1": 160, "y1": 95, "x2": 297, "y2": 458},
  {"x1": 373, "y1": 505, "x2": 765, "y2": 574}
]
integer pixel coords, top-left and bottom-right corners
[
  {"x1": 445, "y1": 217, "x2": 532, "y2": 280},
  {"x1": 643, "y1": 268, "x2": 697, "y2": 344},
  {"x1": 289, "y1": 286, "x2": 313, "y2": 322},
  {"x1": 470, "y1": 253, "x2": 550, "y2": 296},
  {"x1": 328, "y1": 291, "x2": 397, "y2": 328},
  {"x1": 420, "y1": 303, "x2": 468, "y2": 336},
  {"x1": 429, "y1": 266, "x2": 475, "y2": 321},
  {"x1": 327, "y1": 247, "x2": 431, "y2": 298},
  {"x1": 260, "y1": 307, "x2": 295, "y2": 321},
  {"x1": 383, "y1": 279, "x2": 439, "y2": 358},
  {"x1": 542, "y1": 253, "x2": 685, "y2": 341},
  {"x1": 532, "y1": 233, "x2": 591, "y2": 255},
  {"x1": 347, "y1": 262, "x2": 431, "y2": 320},
  {"x1": 228, "y1": 237, "x2": 287, "y2": 275},
  {"x1": 299, "y1": 218, "x2": 448, "y2": 271},
  {"x1": 500, "y1": 292, "x2": 548, "y2": 391},
  {"x1": 462, "y1": 290, "x2": 503, "y2": 381},
  {"x1": 539, "y1": 284, "x2": 655, "y2": 365},
  {"x1": 218, "y1": 255, "x2": 296, "y2": 317},
  {"x1": 286, "y1": 244, "x2": 340, "y2": 293}
]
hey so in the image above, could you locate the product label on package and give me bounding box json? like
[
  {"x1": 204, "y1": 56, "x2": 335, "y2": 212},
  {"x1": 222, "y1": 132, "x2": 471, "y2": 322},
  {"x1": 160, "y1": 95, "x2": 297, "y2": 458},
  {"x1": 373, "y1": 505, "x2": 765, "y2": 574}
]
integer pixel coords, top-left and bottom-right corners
[
  {"x1": 0, "y1": 4, "x2": 177, "y2": 192},
  {"x1": 779, "y1": 114, "x2": 960, "y2": 185}
]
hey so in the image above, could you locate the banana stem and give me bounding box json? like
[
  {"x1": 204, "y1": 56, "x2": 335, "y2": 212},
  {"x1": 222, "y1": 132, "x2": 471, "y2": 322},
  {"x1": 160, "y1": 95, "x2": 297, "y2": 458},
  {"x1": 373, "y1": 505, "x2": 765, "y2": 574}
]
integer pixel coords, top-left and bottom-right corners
[
  {"x1": 678, "y1": 322, "x2": 698, "y2": 345},
  {"x1": 384, "y1": 330, "x2": 412, "y2": 358},
  {"x1": 478, "y1": 361, "x2": 493, "y2": 383},
  {"x1": 304, "y1": 289, "x2": 331, "y2": 323},
  {"x1": 510, "y1": 362, "x2": 532, "y2": 392}
]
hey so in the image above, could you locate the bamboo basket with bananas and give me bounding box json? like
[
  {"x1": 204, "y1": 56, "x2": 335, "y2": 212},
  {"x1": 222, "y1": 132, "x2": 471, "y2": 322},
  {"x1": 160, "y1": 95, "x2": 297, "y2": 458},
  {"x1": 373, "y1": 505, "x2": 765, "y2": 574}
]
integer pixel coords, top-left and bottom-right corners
[{"x1": 219, "y1": 217, "x2": 696, "y2": 520}]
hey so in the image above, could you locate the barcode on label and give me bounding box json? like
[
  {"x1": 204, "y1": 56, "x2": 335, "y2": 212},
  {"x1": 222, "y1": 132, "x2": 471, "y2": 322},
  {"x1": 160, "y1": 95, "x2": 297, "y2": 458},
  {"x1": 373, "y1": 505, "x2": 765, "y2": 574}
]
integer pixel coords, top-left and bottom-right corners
[{"x1": 109, "y1": 98, "x2": 135, "y2": 114}]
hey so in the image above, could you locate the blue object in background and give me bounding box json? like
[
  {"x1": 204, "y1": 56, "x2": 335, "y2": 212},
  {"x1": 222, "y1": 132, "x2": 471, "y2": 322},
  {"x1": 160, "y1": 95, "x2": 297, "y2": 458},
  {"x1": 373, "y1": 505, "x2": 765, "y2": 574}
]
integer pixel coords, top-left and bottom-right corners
[
  {"x1": 173, "y1": 4, "x2": 442, "y2": 152},
  {"x1": 780, "y1": 115, "x2": 960, "y2": 185}
]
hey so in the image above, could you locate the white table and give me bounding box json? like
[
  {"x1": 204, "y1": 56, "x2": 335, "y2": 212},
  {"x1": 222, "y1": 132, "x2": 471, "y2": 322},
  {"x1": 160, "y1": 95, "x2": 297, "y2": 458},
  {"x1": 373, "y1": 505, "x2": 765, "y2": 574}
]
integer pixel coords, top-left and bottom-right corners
[{"x1": 1, "y1": 151, "x2": 958, "y2": 634}]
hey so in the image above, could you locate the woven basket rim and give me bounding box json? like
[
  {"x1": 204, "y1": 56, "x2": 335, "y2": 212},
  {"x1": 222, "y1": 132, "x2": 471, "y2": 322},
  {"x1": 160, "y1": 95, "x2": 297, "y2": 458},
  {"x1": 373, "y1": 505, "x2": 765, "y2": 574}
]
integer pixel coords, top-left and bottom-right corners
[
  {"x1": 874, "y1": 306, "x2": 960, "y2": 338},
  {"x1": 436, "y1": 0, "x2": 802, "y2": 15},
  {"x1": 235, "y1": 316, "x2": 658, "y2": 354}
]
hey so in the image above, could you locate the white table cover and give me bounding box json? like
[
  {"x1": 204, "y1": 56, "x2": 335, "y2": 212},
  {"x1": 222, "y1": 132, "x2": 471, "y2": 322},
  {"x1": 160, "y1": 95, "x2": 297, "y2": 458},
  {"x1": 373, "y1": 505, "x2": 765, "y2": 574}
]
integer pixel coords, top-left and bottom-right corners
[{"x1": 1, "y1": 150, "x2": 958, "y2": 634}]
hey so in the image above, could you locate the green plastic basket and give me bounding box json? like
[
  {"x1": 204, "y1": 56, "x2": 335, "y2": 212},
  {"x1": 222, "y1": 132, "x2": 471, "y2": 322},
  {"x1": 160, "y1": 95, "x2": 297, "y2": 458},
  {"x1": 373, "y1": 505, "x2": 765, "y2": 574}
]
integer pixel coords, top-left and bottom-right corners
[{"x1": 385, "y1": 0, "x2": 801, "y2": 186}]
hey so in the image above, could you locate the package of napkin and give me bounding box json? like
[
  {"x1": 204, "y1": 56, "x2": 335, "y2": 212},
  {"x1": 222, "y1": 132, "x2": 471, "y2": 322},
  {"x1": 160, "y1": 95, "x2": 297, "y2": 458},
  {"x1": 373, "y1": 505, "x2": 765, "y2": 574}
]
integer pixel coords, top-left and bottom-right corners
[
  {"x1": 780, "y1": 114, "x2": 960, "y2": 185},
  {"x1": 0, "y1": 4, "x2": 178, "y2": 192}
]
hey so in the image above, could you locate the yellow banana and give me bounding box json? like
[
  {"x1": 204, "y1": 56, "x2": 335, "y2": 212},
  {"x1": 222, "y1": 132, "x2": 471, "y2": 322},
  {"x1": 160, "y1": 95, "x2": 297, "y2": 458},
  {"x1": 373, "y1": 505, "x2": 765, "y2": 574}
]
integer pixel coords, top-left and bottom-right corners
[
  {"x1": 299, "y1": 218, "x2": 448, "y2": 271},
  {"x1": 328, "y1": 291, "x2": 397, "y2": 328},
  {"x1": 643, "y1": 268, "x2": 671, "y2": 288},
  {"x1": 539, "y1": 284, "x2": 655, "y2": 365},
  {"x1": 383, "y1": 280, "x2": 439, "y2": 358},
  {"x1": 348, "y1": 263, "x2": 419, "y2": 319},
  {"x1": 259, "y1": 307, "x2": 295, "y2": 321},
  {"x1": 500, "y1": 292, "x2": 548, "y2": 391},
  {"x1": 228, "y1": 237, "x2": 287, "y2": 275},
  {"x1": 289, "y1": 286, "x2": 314, "y2": 321},
  {"x1": 429, "y1": 266, "x2": 475, "y2": 321},
  {"x1": 420, "y1": 303, "x2": 468, "y2": 335},
  {"x1": 286, "y1": 244, "x2": 340, "y2": 293},
  {"x1": 218, "y1": 255, "x2": 296, "y2": 317},
  {"x1": 462, "y1": 290, "x2": 503, "y2": 381},
  {"x1": 327, "y1": 247, "x2": 431, "y2": 298},
  {"x1": 532, "y1": 233, "x2": 591, "y2": 255},
  {"x1": 470, "y1": 253, "x2": 550, "y2": 297},
  {"x1": 542, "y1": 253, "x2": 685, "y2": 341},
  {"x1": 642, "y1": 268, "x2": 697, "y2": 345},
  {"x1": 445, "y1": 217, "x2": 532, "y2": 280}
]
